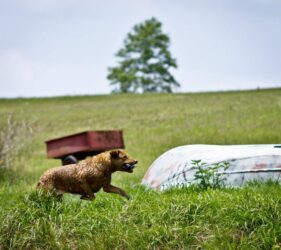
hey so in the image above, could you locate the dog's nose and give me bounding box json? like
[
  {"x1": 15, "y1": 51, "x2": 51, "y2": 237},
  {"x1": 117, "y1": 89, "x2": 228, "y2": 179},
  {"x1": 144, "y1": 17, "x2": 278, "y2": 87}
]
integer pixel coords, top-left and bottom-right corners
[{"x1": 135, "y1": 160, "x2": 138, "y2": 164}]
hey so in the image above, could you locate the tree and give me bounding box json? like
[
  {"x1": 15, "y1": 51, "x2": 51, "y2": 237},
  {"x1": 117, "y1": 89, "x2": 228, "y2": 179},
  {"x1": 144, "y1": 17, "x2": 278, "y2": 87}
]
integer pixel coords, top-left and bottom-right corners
[{"x1": 107, "y1": 17, "x2": 179, "y2": 93}]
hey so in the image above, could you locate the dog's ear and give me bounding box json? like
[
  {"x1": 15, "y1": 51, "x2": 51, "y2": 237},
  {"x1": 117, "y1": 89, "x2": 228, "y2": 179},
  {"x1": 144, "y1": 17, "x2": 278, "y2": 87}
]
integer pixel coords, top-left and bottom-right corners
[{"x1": 110, "y1": 150, "x2": 120, "y2": 159}]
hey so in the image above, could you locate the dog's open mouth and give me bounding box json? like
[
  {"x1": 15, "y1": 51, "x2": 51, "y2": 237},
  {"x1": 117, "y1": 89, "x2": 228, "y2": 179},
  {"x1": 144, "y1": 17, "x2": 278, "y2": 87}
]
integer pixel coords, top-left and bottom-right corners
[{"x1": 123, "y1": 163, "x2": 136, "y2": 172}]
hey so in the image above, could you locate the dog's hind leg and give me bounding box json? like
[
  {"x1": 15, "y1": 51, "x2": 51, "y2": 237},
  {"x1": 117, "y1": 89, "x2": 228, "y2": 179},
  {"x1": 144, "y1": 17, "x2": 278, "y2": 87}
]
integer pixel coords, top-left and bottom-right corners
[
  {"x1": 54, "y1": 190, "x2": 64, "y2": 200},
  {"x1": 80, "y1": 193, "x2": 95, "y2": 200},
  {"x1": 80, "y1": 182, "x2": 95, "y2": 201}
]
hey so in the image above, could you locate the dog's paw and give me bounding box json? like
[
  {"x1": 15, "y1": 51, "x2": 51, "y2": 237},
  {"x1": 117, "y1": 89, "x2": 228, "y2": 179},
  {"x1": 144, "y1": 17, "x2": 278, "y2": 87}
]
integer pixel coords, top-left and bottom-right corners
[
  {"x1": 80, "y1": 194, "x2": 95, "y2": 201},
  {"x1": 126, "y1": 195, "x2": 131, "y2": 201}
]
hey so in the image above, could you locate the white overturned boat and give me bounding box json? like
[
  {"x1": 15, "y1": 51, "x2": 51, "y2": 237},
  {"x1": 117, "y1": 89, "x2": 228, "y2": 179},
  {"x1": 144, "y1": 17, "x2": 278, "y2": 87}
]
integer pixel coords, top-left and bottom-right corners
[{"x1": 142, "y1": 145, "x2": 281, "y2": 191}]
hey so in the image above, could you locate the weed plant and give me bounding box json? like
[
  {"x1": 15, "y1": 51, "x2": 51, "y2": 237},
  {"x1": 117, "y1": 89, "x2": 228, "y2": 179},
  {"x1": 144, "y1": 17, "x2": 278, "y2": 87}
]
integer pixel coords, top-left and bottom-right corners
[{"x1": 191, "y1": 160, "x2": 230, "y2": 189}]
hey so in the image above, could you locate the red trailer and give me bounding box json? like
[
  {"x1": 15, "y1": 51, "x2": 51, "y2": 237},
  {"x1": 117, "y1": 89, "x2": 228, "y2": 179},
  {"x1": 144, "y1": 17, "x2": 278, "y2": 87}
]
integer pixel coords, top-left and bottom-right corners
[{"x1": 45, "y1": 130, "x2": 124, "y2": 165}]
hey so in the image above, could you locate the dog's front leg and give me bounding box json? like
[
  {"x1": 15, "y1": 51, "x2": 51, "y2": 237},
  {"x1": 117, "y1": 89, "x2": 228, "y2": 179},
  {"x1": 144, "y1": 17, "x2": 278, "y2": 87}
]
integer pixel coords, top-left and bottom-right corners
[{"x1": 103, "y1": 184, "x2": 130, "y2": 200}]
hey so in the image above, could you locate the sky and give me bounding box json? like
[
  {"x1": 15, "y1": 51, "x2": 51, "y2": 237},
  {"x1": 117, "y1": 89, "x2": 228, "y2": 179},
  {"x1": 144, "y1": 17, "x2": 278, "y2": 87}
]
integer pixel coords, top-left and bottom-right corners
[{"x1": 0, "y1": 0, "x2": 280, "y2": 98}]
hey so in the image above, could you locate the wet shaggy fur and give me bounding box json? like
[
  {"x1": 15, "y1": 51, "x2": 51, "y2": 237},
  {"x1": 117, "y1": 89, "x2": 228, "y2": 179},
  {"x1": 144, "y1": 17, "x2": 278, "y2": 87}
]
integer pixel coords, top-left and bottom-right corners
[{"x1": 37, "y1": 149, "x2": 138, "y2": 200}]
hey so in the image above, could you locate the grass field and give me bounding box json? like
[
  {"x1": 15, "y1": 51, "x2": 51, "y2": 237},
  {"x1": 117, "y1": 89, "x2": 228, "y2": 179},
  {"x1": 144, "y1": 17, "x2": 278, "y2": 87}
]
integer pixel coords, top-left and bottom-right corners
[{"x1": 0, "y1": 88, "x2": 281, "y2": 249}]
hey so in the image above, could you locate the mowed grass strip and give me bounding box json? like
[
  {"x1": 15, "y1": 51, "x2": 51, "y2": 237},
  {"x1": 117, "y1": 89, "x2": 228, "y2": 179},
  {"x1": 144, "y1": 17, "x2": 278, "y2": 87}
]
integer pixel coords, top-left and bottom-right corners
[{"x1": 0, "y1": 88, "x2": 281, "y2": 249}]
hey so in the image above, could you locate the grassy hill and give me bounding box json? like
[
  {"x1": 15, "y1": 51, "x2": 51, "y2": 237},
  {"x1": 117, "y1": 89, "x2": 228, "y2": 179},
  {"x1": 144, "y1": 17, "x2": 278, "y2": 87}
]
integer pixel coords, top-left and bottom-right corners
[{"x1": 0, "y1": 88, "x2": 281, "y2": 249}]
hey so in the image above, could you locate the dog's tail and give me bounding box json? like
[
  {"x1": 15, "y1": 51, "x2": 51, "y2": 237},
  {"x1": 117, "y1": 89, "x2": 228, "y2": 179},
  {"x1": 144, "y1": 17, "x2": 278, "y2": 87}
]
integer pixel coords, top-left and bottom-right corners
[
  {"x1": 36, "y1": 178, "x2": 50, "y2": 190},
  {"x1": 36, "y1": 180, "x2": 44, "y2": 190}
]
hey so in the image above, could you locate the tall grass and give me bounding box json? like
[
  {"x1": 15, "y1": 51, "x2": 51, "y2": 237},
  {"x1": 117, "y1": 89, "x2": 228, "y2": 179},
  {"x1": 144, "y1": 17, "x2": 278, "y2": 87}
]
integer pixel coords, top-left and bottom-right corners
[
  {"x1": 1, "y1": 183, "x2": 281, "y2": 249},
  {"x1": 0, "y1": 115, "x2": 34, "y2": 169},
  {"x1": 0, "y1": 88, "x2": 281, "y2": 249}
]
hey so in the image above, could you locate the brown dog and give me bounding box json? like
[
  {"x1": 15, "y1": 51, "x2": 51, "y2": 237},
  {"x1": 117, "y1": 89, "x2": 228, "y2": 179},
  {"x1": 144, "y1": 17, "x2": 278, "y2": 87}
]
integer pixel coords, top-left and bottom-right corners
[{"x1": 37, "y1": 149, "x2": 137, "y2": 200}]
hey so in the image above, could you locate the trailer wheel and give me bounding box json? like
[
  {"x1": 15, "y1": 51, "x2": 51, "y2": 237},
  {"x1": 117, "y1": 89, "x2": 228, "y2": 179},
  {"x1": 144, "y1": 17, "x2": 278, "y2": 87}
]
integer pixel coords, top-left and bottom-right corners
[{"x1": 62, "y1": 155, "x2": 78, "y2": 165}]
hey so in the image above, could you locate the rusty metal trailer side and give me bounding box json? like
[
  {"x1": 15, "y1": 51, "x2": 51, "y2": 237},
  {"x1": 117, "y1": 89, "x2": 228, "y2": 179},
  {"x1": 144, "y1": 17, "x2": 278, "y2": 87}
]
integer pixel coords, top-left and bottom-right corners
[{"x1": 45, "y1": 130, "x2": 124, "y2": 165}]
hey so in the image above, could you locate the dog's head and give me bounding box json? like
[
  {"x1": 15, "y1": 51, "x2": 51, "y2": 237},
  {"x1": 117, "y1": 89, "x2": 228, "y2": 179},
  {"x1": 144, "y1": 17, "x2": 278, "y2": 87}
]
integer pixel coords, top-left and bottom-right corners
[{"x1": 110, "y1": 149, "x2": 138, "y2": 173}]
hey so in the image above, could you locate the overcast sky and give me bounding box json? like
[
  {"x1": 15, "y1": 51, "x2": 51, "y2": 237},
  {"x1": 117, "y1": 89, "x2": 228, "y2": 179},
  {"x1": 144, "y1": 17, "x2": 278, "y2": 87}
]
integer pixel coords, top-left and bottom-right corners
[{"x1": 0, "y1": 0, "x2": 280, "y2": 98}]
